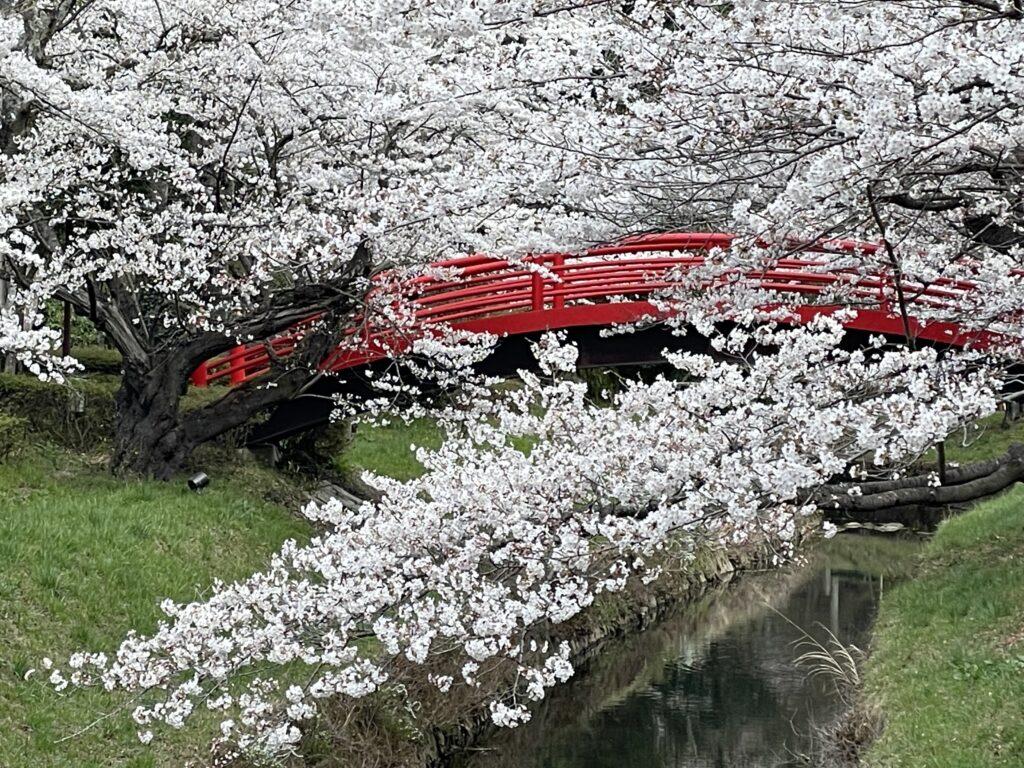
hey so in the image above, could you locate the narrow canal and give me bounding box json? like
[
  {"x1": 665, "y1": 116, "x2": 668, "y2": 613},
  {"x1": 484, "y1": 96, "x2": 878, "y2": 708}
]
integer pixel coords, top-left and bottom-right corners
[{"x1": 459, "y1": 535, "x2": 921, "y2": 768}]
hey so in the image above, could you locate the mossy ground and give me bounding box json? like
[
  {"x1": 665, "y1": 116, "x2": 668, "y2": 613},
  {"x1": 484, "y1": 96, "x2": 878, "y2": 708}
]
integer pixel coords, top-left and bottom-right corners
[{"x1": 938, "y1": 412, "x2": 1024, "y2": 465}]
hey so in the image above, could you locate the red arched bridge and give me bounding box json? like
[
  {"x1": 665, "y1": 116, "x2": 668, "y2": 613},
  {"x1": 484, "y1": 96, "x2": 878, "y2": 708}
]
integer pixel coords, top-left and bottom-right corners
[{"x1": 190, "y1": 232, "x2": 1006, "y2": 443}]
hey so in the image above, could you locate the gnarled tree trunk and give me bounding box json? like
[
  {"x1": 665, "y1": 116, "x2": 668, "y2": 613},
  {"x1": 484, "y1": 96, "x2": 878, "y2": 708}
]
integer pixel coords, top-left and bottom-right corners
[
  {"x1": 110, "y1": 363, "x2": 191, "y2": 480},
  {"x1": 109, "y1": 348, "x2": 341, "y2": 479},
  {"x1": 817, "y1": 443, "x2": 1024, "y2": 526},
  {"x1": 105, "y1": 279, "x2": 367, "y2": 479}
]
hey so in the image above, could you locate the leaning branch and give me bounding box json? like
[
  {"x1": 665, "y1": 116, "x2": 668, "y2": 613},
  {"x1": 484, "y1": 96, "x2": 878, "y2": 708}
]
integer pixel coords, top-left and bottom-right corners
[{"x1": 817, "y1": 443, "x2": 1024, "y2": 514}]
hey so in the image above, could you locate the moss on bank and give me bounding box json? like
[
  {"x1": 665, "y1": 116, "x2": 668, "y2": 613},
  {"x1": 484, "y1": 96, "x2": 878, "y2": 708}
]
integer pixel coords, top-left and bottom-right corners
[
  {"x1": 0, "y1": 370, "x2": 240, "y2": 455},
  {"x1": 862, "y1": 486, "x2": 1024, "y2": 768}
]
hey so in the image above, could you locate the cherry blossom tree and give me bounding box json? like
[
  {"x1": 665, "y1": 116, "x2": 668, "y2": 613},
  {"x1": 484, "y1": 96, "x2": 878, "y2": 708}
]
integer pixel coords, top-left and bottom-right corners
[
  {"x1": 4, "y1": 0, "x2": 1023, "y2": 481},
  {"x1": 54, "y1": 326, "x2": 996, "y2": 758},
  {"x1": 622, "y1": 0, "x2": 1024, "y2": 505},
  {"x1": 0, "y1": 0, "x2": 658, "y2": 476},
  {"x1": 35, "y1": 0, "x2": 1024, "y2": 760}
]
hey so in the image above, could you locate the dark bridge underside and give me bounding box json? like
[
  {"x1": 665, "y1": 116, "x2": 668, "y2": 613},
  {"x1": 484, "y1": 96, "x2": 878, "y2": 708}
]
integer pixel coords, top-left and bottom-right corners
[{"x1": 246, "y1": 323, "x2": 944, "y2": 446}]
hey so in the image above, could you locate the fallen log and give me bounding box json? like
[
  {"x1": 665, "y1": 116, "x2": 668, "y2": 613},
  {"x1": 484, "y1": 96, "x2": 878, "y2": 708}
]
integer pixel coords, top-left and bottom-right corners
[{"x1": 825, "y1": 454, "x2": 1010, "y2": 496}]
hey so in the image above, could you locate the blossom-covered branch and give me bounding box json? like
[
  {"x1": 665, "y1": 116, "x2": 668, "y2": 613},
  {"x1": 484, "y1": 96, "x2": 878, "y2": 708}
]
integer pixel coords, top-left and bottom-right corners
[{"x1": 56, "y1": 326, "x2": 996, "y2": 756}]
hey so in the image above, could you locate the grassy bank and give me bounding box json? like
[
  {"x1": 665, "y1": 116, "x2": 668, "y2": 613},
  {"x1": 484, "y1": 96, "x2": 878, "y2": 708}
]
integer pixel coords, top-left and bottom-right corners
[
  {"x1": 0, "y1": 377, "x2": 435, "y2": 766},
  {"x1": 0, "y1": 448, "x2": 311, "y2": 767},
  {"x1": 862, "y1": 486, "x2": 1024, "y2": 768},
  {"x1": 942, "y1": 413, "x2": 1024, "y2": 464},
  {"x1": 339, "y1": 417, "x2": 443, "y2": 481}
]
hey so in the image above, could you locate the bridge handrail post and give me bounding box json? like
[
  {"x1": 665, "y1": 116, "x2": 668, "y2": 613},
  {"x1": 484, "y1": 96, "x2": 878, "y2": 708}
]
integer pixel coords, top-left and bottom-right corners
[
  {"x1": 531, "y1": 268, "x2": 544, "y2": 311},
  {"x1": 879, "y1": 269, "x2": 891, "y2": 315},
  {"x1": 230, "y1": 347, "x2": 248, "y2": 385},
  {"x1": 552, "y1": 254, "x2": 565, "y2": 309}
]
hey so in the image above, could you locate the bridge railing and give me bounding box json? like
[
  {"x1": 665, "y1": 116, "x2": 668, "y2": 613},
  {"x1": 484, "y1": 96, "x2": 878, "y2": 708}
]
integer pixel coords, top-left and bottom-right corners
[{"x1": 190, "y1": 233, "x2": 1001, "y2": 388}]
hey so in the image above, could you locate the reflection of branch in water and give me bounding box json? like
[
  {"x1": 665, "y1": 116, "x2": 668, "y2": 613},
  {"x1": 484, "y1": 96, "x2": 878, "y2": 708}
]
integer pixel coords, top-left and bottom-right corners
[{"x1": 461, "y1": 534, "x2": 919, "y2": 768}]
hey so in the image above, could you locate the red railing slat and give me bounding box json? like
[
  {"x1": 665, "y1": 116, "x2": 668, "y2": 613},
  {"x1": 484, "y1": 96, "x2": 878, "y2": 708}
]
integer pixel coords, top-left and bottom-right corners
[{"x1": 191, "y1": 233, "x2": 1012, "y2": 388}]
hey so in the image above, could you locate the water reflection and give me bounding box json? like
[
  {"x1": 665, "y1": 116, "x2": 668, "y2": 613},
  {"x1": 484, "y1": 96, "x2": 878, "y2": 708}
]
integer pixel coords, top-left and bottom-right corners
[{"x1": 459, "y1": 535, "x2": 921, "y2": 768}]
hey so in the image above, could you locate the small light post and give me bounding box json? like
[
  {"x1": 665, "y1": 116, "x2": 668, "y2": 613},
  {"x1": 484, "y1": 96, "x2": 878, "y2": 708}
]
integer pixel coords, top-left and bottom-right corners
[{"x1": 67, "y1": 389, "x2": 85, "y2": 415}]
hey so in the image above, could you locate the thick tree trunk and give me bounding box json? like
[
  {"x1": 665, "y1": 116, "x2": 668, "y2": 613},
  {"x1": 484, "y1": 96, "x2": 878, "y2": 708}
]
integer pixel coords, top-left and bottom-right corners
[
  {"x1": 110, "y1": 336, "x2": 341, "y2": 479},
  {"x1": 110, "y1": 365, "x2": 192, "y2": 480},
  {"x1": 824, "y1": 454, "x2": 1012, "y2": 497},
  {"x1": 104, "y1": 252, "x2": 372, "y2": 478},
  {"x1": 0, "y1": 277, "x2": 15, "y2": 373}
]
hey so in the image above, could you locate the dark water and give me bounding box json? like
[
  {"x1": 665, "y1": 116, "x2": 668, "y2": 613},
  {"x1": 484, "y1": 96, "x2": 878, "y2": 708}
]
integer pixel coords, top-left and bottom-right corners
[{"x1": 461, "y1": 536, "x2": 920, "y2": 768}]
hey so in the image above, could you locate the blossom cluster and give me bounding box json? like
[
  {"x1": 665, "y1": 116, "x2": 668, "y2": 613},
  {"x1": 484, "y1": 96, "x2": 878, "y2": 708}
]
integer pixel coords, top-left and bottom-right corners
[
  {"x1": 1, "y1": 0, "x2": 653, "y2": 366},
  {"x1": 56, "y1": 324, "x2": 996, "y2": 758},
  {"x1": 5, "y1": 1, "x2": 1024, "y2": 371}
]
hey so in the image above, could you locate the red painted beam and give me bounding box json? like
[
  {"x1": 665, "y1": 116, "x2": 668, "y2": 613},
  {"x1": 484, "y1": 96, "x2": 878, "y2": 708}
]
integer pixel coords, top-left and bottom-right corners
[{"x1": 191, "y1": 233, "x2": 1013, "y2": 388}]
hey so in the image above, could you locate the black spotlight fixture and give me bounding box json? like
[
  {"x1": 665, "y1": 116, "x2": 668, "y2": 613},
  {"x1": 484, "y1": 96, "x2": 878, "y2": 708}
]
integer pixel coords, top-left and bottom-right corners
[{"x1": 187, "y1": 472, "x2": 210, "y2": 492}]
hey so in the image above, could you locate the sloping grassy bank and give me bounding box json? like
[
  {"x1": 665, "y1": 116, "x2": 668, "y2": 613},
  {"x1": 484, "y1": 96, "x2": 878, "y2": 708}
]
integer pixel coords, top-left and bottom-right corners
[
  {"x1": 0, "y1": 365, "x2": 429, "y2": 767},
  {"x1": 338, "y1": 416, "x2": 443, "y2": 481},
  {"x1": 0, "y1": 448, "x2": 311, "y2": 768},
  {"x1": 861, "y1": 486, "x2": 1024, "y2": 768}
]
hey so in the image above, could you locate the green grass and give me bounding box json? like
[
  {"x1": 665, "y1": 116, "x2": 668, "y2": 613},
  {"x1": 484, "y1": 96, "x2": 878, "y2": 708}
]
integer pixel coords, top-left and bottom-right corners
[
  {"x1": 0, "y1": 449, "x2": 310, "y2": 767},
  {"x1": 337, "y1": 417, "x2": 445, "y2": 482},
  {"x1": 337, "y1": 414, "x2": 537, "y2": 484},
  {"x1": 941, "y1": 413, "x2": 1024, "y2": 464},
  {"x1": 71, "y1": 346, "x2": 123, "y2": 375},
  {"x1": 862, "y1": 486, "x2": 1024, "y2": 768}
]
